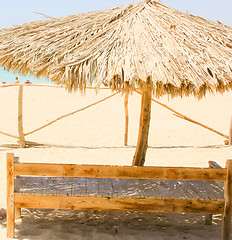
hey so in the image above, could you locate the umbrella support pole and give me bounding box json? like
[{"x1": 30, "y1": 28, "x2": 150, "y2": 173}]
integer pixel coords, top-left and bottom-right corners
[
  {"x1": 18, "y1": 85, "x2": 26, "y2": 148},
  {"x1": 132, "y1": 77, "x2": 152, "y2": 166},
  {"x1": 124, "y1": 88, "x2": 129, "y2": 146}
]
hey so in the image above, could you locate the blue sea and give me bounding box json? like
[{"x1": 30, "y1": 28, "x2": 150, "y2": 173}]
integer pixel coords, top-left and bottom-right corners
[{"x1": 0, "y1": 67, "x2": 52, "y2": 85}]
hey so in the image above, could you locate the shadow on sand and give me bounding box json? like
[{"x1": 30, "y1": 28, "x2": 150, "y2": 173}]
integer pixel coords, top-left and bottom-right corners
[
  {"x1": 0, "y1": 142, "x2": 230, "y2": 150},
  {"x1": 0, "y1": 208, "x2": 223, "y2": 240}
]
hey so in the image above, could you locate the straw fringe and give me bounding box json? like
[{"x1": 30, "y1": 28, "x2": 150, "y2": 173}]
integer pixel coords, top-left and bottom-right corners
[{"x1": 0, "y1": 1, "x2": 231, "y2": 98}]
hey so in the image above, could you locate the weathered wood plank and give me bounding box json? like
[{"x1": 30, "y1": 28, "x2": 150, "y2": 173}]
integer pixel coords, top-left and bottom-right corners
[
  {"x1": 135, "y1": 179, "x2": 145, "y2": 198},
  {"x1": 14, "y1": 194, "x2": 225, "y2": 214},
  {"x1": 97, "y1": 178, "x2": 114, "y2": 197},
  {"x1": 86, "y1": 178, "x2": 99, "y2": 196},
  {"x1": 139, "y1": 179, "x2": 164, "y2": 198},
  {"x1": 159, "y1": 180, "x2": 184, "y2": 199},
  {"x1": 162, "y1": 180, "x2": 188, "y2": 199},
  {"x1": 16, "y1": 177, "x2": 74, "y2": 195},
  {"x1": 15, "y1": 177, "x2": 225, "y2": 201},
  {"x1": 152, "y1": 180, "x2": 173, "y2": 198},
  {"x1": 49, "y1": 177, "x2": 73, "y2": 195},
  {"x1": 210, "y1": 182, "x2": 224, "y2": 196},
  {"x1": 175, "y1": 181, "x2": 199, "y2": 199},
  {"x1": 16, "y1": 177, "x2": 46, "y2": 194},
  {"x1": 44, "y1": 177, "x2": 61, "y2": 195},
  {"x1": 72, "y1": 178, "x2": 87, "y2": 196},
  {"x1": 111, "y1": 179, "x2": 128, "y2": 197},
  {"x1": 123, "y1": 179, "x2": 144, "y2": 197},
  {"x1": 14, "y1": 163, "x2": 227, "y2": 181},
  {"x1": 188, "y1": 181, "x2": 213, "y2": 200},
  {"x1": 201, "y1": 181, "x2": 224, "y2": 200}
]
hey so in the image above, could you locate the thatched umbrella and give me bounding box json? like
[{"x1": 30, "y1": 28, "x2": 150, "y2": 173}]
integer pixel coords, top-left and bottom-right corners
[{"x1": 0, "y1": 0, "x2": 232, "y2": 165}]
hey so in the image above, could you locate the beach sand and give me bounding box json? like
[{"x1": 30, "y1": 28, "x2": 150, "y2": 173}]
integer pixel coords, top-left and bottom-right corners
[{"x1": 0, "y1": 85, "x2": 231, "y2": 239}]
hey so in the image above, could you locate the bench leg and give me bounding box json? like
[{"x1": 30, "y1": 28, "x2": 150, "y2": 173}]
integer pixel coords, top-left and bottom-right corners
[
  {"x1": 221, "y1": 206, "x2": 232, "y2": 240},
  {"x1": 221, "y1": 160, "x2": 232, "y2": 240},
  {"x1": 205, "y1": 214, "x2": 212, "y2": 225},
  {"x1": 7, "y1": 196, "x2": 15, "y2": 238},
  {"x1": 7, "y1": 153, "x2": 15, "y2": 238},
  {"x1": 15, "y1": 208, "x2": 21, "y2": 219}
]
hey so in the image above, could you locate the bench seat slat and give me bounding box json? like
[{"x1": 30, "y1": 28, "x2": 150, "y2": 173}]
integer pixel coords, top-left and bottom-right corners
[
  {"x1": 97, "y1": 178, "x2": 114, "y2": 197},
  {"x1": 111, "y1": 179, "x2": 129, "y2": 197},
  {"x1": 123, "y1": 179, "x2": 144, "y2": 197},
  {"x1": 15, "y1": 177, "x2": 224, "y2": 200},
  {"x1": 86, "y1": 178, "x2": 99, "y2": 196},
  {"x1": 162, "y1": 180, "x2": 189, "y2": 199},
  {"x1": 72, "y1": 178, "x2": 87, "y2": 196},
  {"x1": 200, "y1": 181, "x2": 225, "y2": 200},
  {"x1": 139, "y1": 179, "x2": 170, "y2": 198},
  {"x1": 176, "y1": 181, "x2": 199, "y2": 199},
  {"x1": 184, "y1": 180, "x2": 209, "y2": 200}
]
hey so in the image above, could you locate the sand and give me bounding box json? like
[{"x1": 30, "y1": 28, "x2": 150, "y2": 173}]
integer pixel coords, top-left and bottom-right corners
[{"x1": 0, "y1": 85, "x2": 231, "y2": 239}]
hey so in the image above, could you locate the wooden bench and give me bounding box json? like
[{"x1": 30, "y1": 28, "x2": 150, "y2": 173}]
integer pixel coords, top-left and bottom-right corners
[{"x1": 6, "y1": 153, "x2": 232, "y2": 240}]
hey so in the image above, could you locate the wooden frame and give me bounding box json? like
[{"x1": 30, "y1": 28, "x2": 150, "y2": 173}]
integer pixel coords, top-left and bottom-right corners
[
  {"x1": 6, "y1": 153, "x2": 232, "y2": 240},
  {"x1": 13, "y1": 163, "x2": 226, "y2": 181}
]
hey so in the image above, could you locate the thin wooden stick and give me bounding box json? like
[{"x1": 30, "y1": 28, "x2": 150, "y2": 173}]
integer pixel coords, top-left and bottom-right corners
[
  {"x1": 33, "y1": 12, "x2": 56, "y2": 20},
  {"x1": 24, "y1": 92, "x2": 118, "y2": 136},
  {"x1": 124, "y1": 88, "x2": 129, "y2": 146},
  {"x1": 134, "y1": 90, "x2": 229, "y2": 140},
  {"x1": 0, "y1": 130, "x2": 18, "y2": 139},
  {"x1": 18, "y1": 85, "x2": 26, "y2": 148},
  {"x1": 174, "y1": 114, "x2": 229, "y2": 139}
]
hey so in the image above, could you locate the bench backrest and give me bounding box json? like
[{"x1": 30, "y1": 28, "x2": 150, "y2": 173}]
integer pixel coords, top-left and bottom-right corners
[{"x1": 7, "y1": 153, "x2": 229, "y2": 182}]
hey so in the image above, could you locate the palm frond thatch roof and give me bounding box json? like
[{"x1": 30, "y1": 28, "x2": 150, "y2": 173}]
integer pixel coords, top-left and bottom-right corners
[{"x1": 0, "y1": 0, "x2": 232, "y2": 97}]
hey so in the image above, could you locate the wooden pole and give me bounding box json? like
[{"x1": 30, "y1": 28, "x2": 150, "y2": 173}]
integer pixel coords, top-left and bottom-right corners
[
  {"x1": 7, "y1": 153, "x2": 15, "y2": 238},
  {"x1": 229, "y1": 116, "x2": 232, "y2": 146},
  {"x1": 124, "y1": 85, "x2": 129, "y2": 146},
  {"x1": 18, "y1": 85, "x2": 26, "y2": 148},
  {"x1": 132, "y1": 77, "x2": 152, "y2": 166},
  {"x1": 221, "y1": 159, "x2": 232, "y2": 240}
]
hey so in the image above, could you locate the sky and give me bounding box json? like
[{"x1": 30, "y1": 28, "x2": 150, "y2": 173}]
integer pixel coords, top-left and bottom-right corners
[{"x1": 0, "y1": 0, "x2": 231, "y2": 29}]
